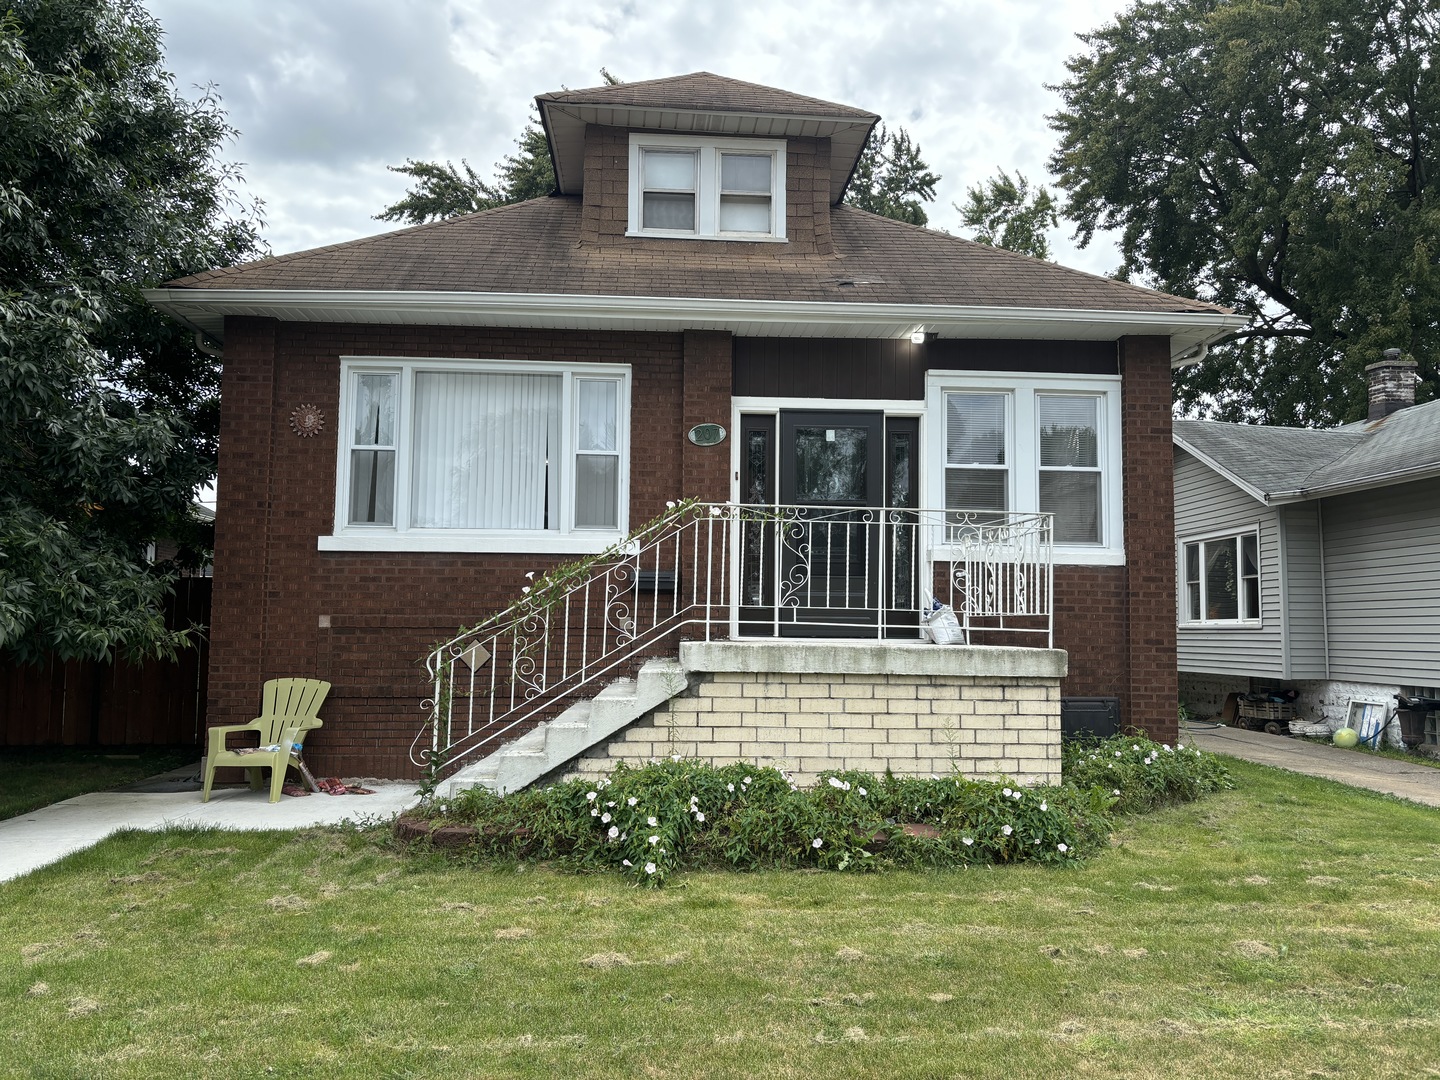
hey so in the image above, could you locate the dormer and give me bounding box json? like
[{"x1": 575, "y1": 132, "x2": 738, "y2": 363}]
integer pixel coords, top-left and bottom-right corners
[{"x1": 537, "y1": 73, "x2": 878, "y2": 254}]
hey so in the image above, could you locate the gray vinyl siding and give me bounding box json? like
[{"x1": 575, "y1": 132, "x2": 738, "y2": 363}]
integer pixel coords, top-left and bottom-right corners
[
  {"x1": 1320, "y1": 476, "x2": 1440, "y2": 684},
  {"x1": 1174, "y1": 450, "x2": 1285, "y2": 676},
  {"x1": 1278, "y1": 503, "x2": 1327, "y2": 678}
]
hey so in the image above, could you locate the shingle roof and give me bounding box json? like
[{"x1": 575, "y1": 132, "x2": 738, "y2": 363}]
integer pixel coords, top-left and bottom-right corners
[
  {"x1": 1175, "y1": 398, "x2": 1440, "y2": 500},
  {"x1": 537, "y1": 72, "x2": 877, "y2": 121},
  {"x1": 167, "y1": 197, "x2": 1224, "y2": 315}
]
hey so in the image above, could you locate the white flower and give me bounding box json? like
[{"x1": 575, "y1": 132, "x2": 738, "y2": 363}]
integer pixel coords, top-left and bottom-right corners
[
  {"x1": 608, "y1": 826, "x2": 619, "y2": 839},
  {"x1": 1057, "y1": 843, "x2": 1068, "y2": 853},
  {"x1": 726, "y1": 783, "x2": 735, "y2": 792},
  {"x1": 1033, "y1": 838, "x2": 1041, "y2": 845},
  {"x1": 671, "y1": 754, "x2": 682, "y2": 762},
  {"x1": 1040, "y1": 801, "x2": 1048, "y2": 812},
  {"x1": 645, "y1": 862, "x2": 657, "y2": 874},
  {"x1": 1012, "y1": 790, "x2": 1023, "y2": 800},
  {"x1": 666, "y1": 500, "x2": 676, "y2": 508},
  {"x1": 524, "y1": 571, "x2": 535, "y2": 580},
  {"x1": 627, "y1": 797, "x2": 638, "y2": 806},
  {"x1": 694, "y1": 812, "x2": 705, "y2": 823},
  {"x1": 1162, "y1": 744, "x2": 1172, "y2": 752},
  {"x1": 1113, "y1": 789, "x2": 1121, "y2": 796},
  {"x1": 586, "y1": 791, "x2": 597, "y2": 802},
  {"x1": 1003, "y1": 787, "x2": 1013, "y2": 797},
  {"x1": 1115, "y1": 751, "x2": 1123, "y2": 758},
  {"x1": 812, "y1": 837, "x2": 824, "y2": 849},
  {"x1": 648, "y1": 835, "x2": 659, "y2": 845},
  {"x1": 1001, "y1": 825, "x2": 1013, "y2": 836},
  {"x1": 1132, "y1": 744, "x2": 1141, "y2": 751},
  {"x1": 622, "y1": 859, "x2": 632, "y2": 867},
  {"x1": 710, "y1": 506, "x2": 722, "y2": 516},
  {"x1": 962, "y1": 837, "x2": 974, "y2": 846},
  {"x1": 521, "y1": 586, "x2": 531, "y2": 595},
  {"x1": 857, "y1": 787, "x2": 867, "y2": 796},
  {"x1": 828, "y1": 777, "x2": 845, "y2": 790},
  {"x1": 647, "y1": 816, "x2": 658, "y2": 827},
  {"x1": 743, "y1": 776, "x2": 752, "y2": 785},
  {"x1": 1177, "y1": 743, "x2": 1185, "y2": 751},
  {"x1": 590, "y1": 808, "x2": 599, "y2": 817},
  {"x1": 601, "y1": 813, "x2": 611, "y2": 824},
  {"x1": 606, "y1": 801, "x2": 615, "y2": 808}
]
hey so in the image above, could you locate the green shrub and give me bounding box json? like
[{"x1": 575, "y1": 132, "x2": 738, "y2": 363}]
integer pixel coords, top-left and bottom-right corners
[{"x1": 1062, "y1": 733, "x2": 1233, "y2": 814}]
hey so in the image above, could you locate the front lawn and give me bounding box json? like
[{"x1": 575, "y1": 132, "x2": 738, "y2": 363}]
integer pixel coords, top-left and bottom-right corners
[
  {"x1": 0, "y1": 746, "x2": 196, "y2": 821},
  {"x1": 2, "y1": 759, "x2": 1437, "y2": 1078}
]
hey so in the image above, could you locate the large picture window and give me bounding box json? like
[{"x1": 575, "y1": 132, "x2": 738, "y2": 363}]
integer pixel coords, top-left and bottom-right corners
[
  {"x1": 325, "y1": 358, "x2": 630, "y2": 553},
  {"x1": 927, "y1": 372, "x2": 1123, "y2": 564},
  {"x1": 1181, "y1": 531, "x2": 1260, "y2": 623},
  {"x1": 628, "y1": 134, "x2": 786, "y2": 241}
]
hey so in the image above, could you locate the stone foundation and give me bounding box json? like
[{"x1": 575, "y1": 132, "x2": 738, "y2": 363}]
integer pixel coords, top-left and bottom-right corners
[{"x1": 571, "y1": 640, "x2": 1067, "y2": 786}]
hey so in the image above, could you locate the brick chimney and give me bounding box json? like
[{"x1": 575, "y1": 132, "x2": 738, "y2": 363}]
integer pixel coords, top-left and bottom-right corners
[{"x1": 1365, "y1": 349, "x2": 1419, "y2": 420}]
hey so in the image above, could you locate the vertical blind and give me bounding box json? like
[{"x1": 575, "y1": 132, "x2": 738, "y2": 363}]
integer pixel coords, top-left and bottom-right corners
[{"x1": 410, "y1": 372, "x2": 561, "y2": 530}]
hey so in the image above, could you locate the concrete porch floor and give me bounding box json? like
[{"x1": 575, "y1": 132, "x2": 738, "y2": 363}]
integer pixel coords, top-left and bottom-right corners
[{"x1": 0, "y1": 764, "x2": 420, "y2": 883}]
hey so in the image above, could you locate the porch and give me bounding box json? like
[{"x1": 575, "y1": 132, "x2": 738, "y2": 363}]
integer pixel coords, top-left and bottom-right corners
[{"x1": 418, "y1": 502, "x2": 1063, "y2": 792}]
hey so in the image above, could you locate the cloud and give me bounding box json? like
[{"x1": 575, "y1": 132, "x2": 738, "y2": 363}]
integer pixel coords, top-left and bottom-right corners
[{"x1": 144, "y1": 0, "x2": 1128, "y2": 273}]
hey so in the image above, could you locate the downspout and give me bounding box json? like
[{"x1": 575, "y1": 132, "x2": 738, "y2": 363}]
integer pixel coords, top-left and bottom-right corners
[
  {"x1": 194, "y1": 331, "x2": 222, "y2": 358},
  {"x1": 1170, "y1": 341, "x2": 1209, "y2": 370}
]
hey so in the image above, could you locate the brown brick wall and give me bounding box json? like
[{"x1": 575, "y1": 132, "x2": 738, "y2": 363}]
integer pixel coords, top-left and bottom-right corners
[
  {"x1": 211, "y1": 318, "x2": 695, "y2": 778},
  {"x1": 211, "y1": 322, "x2": 1178, "y2": 776},
  {"x1": 1118, "y1": 335, "x2": 1179, "y2": 742},
  {"x1": 579, "y1": 126, "x2": 834, "y2": 253}
]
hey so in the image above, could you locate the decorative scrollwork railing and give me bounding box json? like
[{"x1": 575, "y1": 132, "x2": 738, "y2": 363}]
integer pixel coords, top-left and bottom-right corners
[{"x1": 414, "y1": 504, "x2": 1052, "y2": 776}]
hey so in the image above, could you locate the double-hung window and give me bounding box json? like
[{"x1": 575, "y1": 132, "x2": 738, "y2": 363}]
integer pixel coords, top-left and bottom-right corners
[
  {"x1": 927, "y1": 372, "x2": 1123, "y2": 563},
  {"x1": 628, "y1": 134, "x2": 786, "y2": 241},
  {"x1": 325, "y1": 358, "x2": 630, "y2": 553},
  {"x1": 1181, "y1": 531, "x2": 1260, "y2": 623}
]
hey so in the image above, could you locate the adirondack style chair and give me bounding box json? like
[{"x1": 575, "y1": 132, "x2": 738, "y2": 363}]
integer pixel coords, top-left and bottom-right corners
[{"x1": 202, "y1": 679, "x2": 331, "y2": 803}]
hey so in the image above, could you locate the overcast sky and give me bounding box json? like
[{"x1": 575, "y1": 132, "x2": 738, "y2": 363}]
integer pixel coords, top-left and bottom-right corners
[{"x1": 142, "y1": 0, "x2": 1131, "y2": 275}]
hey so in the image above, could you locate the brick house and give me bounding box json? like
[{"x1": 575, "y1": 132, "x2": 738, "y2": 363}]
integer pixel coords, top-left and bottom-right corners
[{"x1": 145, "y1": 73, "x2": 1243, "y2": 789}]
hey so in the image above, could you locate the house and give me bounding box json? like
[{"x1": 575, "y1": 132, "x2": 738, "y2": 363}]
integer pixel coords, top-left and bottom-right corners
[
  {"x1": 1174, "y1": 352, "x2": 1440, "y2": 742},
  {"x1": 144, "y1": 73, "x2": 1242, "y2": 790}
]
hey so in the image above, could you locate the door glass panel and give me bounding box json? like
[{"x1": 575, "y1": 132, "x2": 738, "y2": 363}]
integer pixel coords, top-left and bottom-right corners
[
  {"x1": 889, "y1": 432, "x2": 912, "y2": 507},
  {"x1": 746, "y1": 430, "x2": 769, "y2": 503},
  {"x1": 793, "y1": 426, "x2": 868, "y2": 503}
]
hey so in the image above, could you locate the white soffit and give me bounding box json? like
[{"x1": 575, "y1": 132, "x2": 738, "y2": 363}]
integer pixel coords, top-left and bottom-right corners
[{"x1": 143, "y1": 288, "x2": 1248, "y2": 362}]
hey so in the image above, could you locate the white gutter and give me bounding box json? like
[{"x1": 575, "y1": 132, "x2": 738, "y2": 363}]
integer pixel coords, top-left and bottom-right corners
[{"x1": 142, "y1": 287, "x2": 1247, "y2": 362}]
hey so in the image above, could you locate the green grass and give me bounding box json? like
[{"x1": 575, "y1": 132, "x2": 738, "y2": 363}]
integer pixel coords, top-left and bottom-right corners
[
  {"x1": 0, "y1": 746, "x2": 197, "y2": 821},
  {"x1": 2, "y1": 759, "x2": 1438, "y2": 1078}
]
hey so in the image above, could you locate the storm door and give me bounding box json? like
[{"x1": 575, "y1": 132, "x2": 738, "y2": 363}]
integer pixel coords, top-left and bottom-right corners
[{"x1": 738, "y1": 411, "x2": 886, "y2": 634}]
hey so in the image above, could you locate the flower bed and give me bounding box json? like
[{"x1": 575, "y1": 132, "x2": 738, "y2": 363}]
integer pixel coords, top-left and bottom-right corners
[{"x1": 397, "y1": 734, "x2": 1231, "y2": 886}]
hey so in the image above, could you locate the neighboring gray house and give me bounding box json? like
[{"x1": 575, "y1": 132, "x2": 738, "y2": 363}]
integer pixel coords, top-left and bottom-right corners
[{"x1": 1173, "y1": 353, "x2": 1439, "y2": 738}]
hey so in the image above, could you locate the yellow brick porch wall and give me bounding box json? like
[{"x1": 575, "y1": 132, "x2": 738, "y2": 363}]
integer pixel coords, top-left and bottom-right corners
[{"x1": 570, "y1": 670, "x2": 1063, "y2": 786}]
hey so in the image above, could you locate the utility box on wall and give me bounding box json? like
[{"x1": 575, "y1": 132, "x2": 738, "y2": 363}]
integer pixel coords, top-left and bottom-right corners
[{"x1": 1061, "y1": 696, "x2": 1121, "y2": 740}]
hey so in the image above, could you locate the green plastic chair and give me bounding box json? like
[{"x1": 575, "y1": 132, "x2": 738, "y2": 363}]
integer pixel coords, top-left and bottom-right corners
[{"x1": 202, "y1": 679, "x2": 331, "y2": 803}]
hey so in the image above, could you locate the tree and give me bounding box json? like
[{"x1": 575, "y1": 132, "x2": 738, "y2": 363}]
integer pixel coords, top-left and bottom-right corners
[
  {"x1": 843, "y1": 124, "x2": 940, "y2": 226},
  {"x1": 1, "y1": 0, "x2": 263, "y2": 662},
  {"x1": 1049, "y1": 0, "x2": 1440, "y2": 426},
  {"x1": 375, "y1": 69, "x2": 627, "y2": 225},
  {"x1": 958, "y1": 170, "x2": 1059, "y2": 259}
]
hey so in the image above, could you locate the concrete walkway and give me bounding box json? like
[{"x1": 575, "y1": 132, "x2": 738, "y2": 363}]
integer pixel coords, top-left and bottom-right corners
[
  {"x1": 0, "y1": 766, "x2": 421, "y2": 883},
  {"x1": 1183, "y1": 722, "x2": 1440, "y2": 808}
]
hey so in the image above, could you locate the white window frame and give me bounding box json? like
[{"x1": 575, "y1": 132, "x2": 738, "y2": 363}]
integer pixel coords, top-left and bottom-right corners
[
  {"x1": 627, "y1": 133, "x2": 788, "y2": 242},
  {"x1": 322, "y1": 357, "x2": 631, "y2": 554},
  {"x1": 925, "y1": 371, "x2": 1124, "y2": 565},
  {"x1": 1178, "y1": 527, "x2": 1262, "y2": 626}
]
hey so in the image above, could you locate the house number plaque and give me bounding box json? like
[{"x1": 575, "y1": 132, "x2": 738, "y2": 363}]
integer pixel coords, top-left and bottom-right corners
[{"x1": 687, "y1": 423, "x2": 726, "y2": 446}]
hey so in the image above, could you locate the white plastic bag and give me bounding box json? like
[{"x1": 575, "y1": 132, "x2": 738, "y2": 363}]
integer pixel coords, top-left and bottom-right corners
[{"x1": 926, "y1": 603, "x2": 963, "y2": 645}]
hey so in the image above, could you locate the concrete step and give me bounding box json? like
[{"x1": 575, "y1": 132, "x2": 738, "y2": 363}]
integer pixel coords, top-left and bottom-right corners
[{"x1": 441, "y1": 657, "x2": 690, "y2": 797}]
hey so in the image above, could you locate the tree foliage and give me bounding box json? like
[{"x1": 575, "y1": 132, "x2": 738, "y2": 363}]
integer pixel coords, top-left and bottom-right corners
[
  {"x1": 843, "y1": 123, "x2": 940, "y2": 226},
  {"x1": 958, "y1": 169, "x2": 1059, "y2": 259},
  {"x1": 1, "y1": 0, "x2": 263, "y2": 661},
  {"x1": 1050, "y1": 0, "x2": 1440, "y2": 426},
  {"x1": 374, "y1": 64, "x2": 630, "y2": 226}
]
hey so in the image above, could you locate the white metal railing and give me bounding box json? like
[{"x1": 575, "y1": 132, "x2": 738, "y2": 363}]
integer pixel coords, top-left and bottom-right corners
[{"x1": 414, "y1": 503, "x2": 1052, "y2": 773}]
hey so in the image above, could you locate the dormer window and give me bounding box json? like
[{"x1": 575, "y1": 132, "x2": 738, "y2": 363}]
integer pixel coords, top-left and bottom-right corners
[{"x1": 628, "y1": 134, "x2": 786, "y2": 242}]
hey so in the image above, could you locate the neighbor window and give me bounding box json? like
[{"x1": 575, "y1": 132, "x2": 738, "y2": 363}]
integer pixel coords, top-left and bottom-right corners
[
  {"x1": 928, "y1": 373, "x2": 1123, "y2": 563},
  {"x1": 1182, "y1": 532, "x2": 1260, "y2": 623},
  {"x1": 629, "y1": 134, "x2": 786, "y2": 240},
  {"x1": 326, "y1": 358, "x2": 630, "y2": 553}
]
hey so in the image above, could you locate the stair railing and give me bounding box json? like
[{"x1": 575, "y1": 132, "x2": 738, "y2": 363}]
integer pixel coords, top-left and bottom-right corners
[{"x1": 413, "y1": 501, "x2": 732, "y2": 774}]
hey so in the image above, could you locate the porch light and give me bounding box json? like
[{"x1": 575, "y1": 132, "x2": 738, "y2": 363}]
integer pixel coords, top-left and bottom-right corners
[{"x1": 910, "y1": 327, "x2": 927, "y2": 345}]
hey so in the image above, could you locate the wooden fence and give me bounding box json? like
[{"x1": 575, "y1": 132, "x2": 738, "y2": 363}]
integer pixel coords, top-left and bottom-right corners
[{"x1": 0, "y1": 578, "x2": 210, "y2": 747}]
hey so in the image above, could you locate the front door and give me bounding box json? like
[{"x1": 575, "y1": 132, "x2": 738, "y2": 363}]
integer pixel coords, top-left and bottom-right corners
[{"x1": 742, "y1": 410, "x2": 915, "y2": 636}]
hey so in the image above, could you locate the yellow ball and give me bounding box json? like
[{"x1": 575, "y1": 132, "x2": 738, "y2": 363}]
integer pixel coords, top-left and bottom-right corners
[{"x1": 1332, "y1": 727, "x2": 1359, "y2": 748}]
